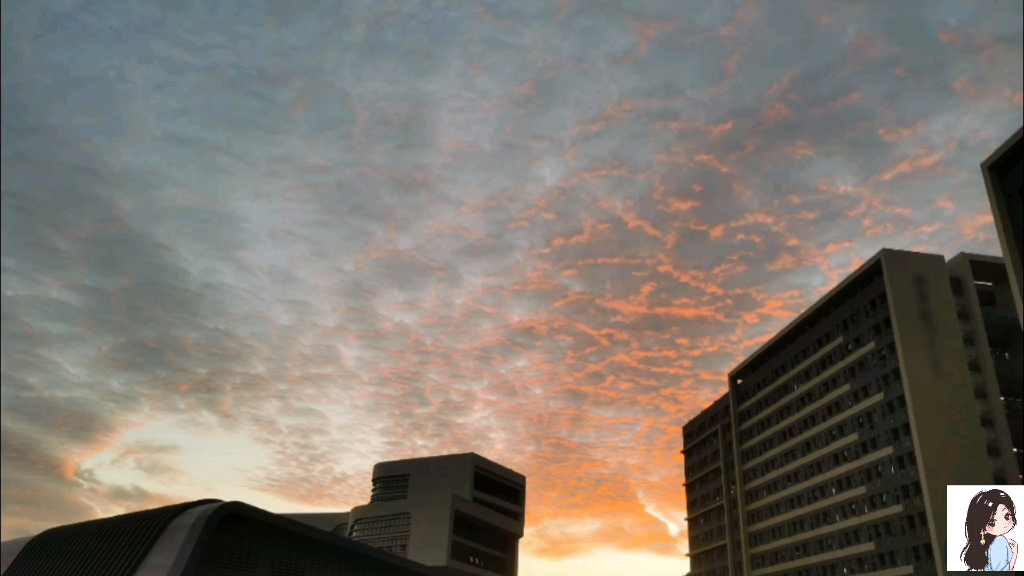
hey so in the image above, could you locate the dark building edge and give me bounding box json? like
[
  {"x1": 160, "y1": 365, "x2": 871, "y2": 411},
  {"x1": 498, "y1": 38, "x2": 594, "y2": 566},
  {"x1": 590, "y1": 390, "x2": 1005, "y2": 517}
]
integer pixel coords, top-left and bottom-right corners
[
  {"x1": 2, "y1": 500, "x2": 443, "y2": 576},
  {"x1": 3, "y1": 499, "x2": 222, "y2": 576},
  {"x1": 980, "y1": 126, "x2": 1024, "y2": 327},
  {"x1": 179, "y1": 500, "x2": 444, "y2": 575}
]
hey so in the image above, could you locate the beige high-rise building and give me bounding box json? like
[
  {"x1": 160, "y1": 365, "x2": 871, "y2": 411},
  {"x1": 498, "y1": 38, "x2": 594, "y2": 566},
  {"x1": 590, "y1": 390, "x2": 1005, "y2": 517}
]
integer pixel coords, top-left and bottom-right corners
[
  {"x1": 287, "y1": 453, "x2": 525, "y2": 576},
  {"x1": 683, "y1": 249, "x2": 1002, "y2": 576},
  {"x1": 980, "y1": 126, "x2": 1023, "y2": 327}
]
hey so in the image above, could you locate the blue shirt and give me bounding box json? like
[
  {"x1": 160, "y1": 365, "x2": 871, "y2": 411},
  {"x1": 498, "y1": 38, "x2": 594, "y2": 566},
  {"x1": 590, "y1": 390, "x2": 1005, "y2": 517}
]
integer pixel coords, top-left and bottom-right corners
[{"x1": 986, "y1": 535, "x2": 1013, "y2": 571}]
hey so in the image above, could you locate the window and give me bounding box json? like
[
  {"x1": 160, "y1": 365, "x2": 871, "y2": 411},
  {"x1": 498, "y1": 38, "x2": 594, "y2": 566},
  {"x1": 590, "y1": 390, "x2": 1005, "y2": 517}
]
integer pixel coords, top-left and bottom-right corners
[
  {"x1": 950, "y1": 277, "x2": 965, "y2": 296},
  {"x1": 371, "y1": 474, "x2": 411, "y2": 503},
  {"x1": 976, "y1": 288, "x2": 996, "y2": 306}
]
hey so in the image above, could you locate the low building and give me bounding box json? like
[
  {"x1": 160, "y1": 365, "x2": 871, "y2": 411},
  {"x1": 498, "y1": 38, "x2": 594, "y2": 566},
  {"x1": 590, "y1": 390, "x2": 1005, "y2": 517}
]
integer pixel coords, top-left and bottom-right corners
[
  {"x1": 286, "y1": 452, "x2": 526, "y2": 576},
  {"x1": 0, "y1": 499, "x2": 441, "y2": 576}
]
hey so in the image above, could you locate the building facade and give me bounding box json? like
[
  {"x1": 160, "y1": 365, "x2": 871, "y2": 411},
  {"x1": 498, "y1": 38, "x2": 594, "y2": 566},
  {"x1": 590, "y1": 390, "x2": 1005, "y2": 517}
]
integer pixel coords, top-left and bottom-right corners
[
  {"x1": 682, "y1": 393, "x2": 741, "y2": 576},
  {"x1": 683, "y1": 249, "x2": 1001, "y2": 576},
  {"x1": 947, "y1": 253, "x2": 1024, "y2": 483},
  {"x1": 981, "y1": 127, "x2": 1024, "y2": 327},
  {"x1": 289, "y1": 453, "x2": 525, "y2": 576}
]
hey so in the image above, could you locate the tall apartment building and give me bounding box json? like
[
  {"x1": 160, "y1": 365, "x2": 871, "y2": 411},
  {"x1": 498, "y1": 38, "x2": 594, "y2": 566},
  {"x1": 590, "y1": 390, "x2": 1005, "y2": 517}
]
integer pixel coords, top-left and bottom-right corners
[
  {"x1": 289, "y1": 453, "x2": 525, "y2": 576},
  {"x1": 981, "y1": 127, "x2": 1023, "y2": 326},
  {"x1": 682, "y1": 249, "x2": 998, "y2": 576},
  {"x1": 682, "y1": 393, "x2": 741, "y2": 576},
  {"x1": 947, "y1": 253, "x2": 1024, "y2": 483}
]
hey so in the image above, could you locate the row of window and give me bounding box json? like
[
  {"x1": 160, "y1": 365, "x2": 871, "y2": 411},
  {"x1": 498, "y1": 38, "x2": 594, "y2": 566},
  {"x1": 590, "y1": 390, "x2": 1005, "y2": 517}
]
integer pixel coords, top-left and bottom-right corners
[
  {"x1": 782, "y1": 546, "x2": 934, "y2": 576},
  {"x1": 686, "y1": 448, "x2": 723, "y2": 480},
  {"x1": 347, "y1": 513, "x2": 412, "y2": 539},
  {"x1": 739, "y1": 330, "x2": 836, "y2": 407},
  {"x1": 742, "y1": 340, "x2": 897, "y2": 446},
  {"x1": 688, "y1": 502, "x2": 726, "y2": 530},
  {"x1": 752, "y1": 512, "x2": 933, "y2": 571},
  {"x1": 690, "y1": 539, "x2": 729, "y2": 565},
  {"x1": 741, "y1": 366, "x2": 901, "y2": 466},
  {"x1": 684, "y1": 426, "x2": 721, "y2": 460},
  {"x1": 748, "y1": 423, "x2": 912, "y2": 527},
  {"x1": 689, "y1": 524, "x2": 727, "y2": 550},
  {"x1": 749, "y1": 436, "x2": 918, "y2": 507},
  {"x1": 370, "y1": 474, "x2": 410, "y2": 503},
  {"x1": 685, "y1": 407, "x2": 731, "y2": 447},
  {"x1": 737, "y1": 276, "x2": 887, "y2": 407},
  {"x1": 473, "y1": 469, "x2": 523, "y2": 507},
  {"x1": 684, "y1": 461, "x2": 724, "y2": 494},
  {"x1": 747, "y1": 419, "x2": 916, "y2": 525},
  {"x1": 357, "y1": 536, "x2": 410, "y2": 557},
  {"x1": 952, "y1": 275, "x2": 1002, "y2": 306},
  {"x1": 741, "y1": 344, "x2": 846, "y2": 422},
  {"x1": 753, "y1": 541, "x2": 934, "y2": 575},
  {"x1": 743, "y1": 377, "x2": 893, "y2": 483},
  {"x1": 686, "y1": 443, "x2": 736, "y2": 519},
  {"x1": 747, "y1": 408, "x2": 917, "y2": 507},
  {"x1": 750, "y1": 479, "x2": 924, "y2": 548},
  {"x1": 687, "y1": 568, "x2": 728, "y2": 576},
  {"x1": 689, "y1": 485, "x2": 725, "y2": 515}
]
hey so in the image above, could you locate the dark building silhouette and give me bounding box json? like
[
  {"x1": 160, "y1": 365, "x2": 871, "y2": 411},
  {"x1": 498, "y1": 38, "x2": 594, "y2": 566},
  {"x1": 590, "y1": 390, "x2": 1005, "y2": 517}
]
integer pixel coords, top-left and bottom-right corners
[
  {"x1": 981, "y1": 126, "x2": 1024, "y2": 327},
  {"x1": 947, "y1": 253, "x2": 1024, "y2": 483},
  {"x1": 0, "y1": 500, "x2": 441, "y2": 576},
  {"x1": 682, "y1": 393, "x2": 741, "y2": 576},
  {"x1": 285, "y1": 453, "x2": 526, "y2": 576}
]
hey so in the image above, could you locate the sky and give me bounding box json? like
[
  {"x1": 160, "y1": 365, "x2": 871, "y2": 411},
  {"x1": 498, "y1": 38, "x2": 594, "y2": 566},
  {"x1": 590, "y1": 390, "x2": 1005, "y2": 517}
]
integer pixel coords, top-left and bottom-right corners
[{"x1": 0, "y1": 0, "x2": 1021, "y2": 574}]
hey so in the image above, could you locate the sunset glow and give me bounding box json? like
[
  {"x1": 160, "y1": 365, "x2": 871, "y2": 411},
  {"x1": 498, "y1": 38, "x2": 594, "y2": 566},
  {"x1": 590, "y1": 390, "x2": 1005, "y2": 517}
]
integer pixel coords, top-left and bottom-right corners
[{"x1": 1, "y1": 0, "x2": 1022, "y2": 574}]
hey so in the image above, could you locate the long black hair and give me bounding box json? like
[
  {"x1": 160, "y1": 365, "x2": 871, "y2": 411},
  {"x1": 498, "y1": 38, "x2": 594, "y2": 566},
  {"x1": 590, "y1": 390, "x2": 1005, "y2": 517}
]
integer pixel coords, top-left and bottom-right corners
[{"x1": 960, "y1": 489, "x2": 1017, "y2": 570}]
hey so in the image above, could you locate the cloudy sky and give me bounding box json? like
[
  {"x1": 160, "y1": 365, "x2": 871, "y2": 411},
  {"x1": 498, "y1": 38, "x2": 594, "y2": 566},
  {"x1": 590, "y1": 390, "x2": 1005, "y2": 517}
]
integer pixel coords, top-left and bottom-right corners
[{"x1": 1, "y1": 0, "x2": 1021, "y2": 573}]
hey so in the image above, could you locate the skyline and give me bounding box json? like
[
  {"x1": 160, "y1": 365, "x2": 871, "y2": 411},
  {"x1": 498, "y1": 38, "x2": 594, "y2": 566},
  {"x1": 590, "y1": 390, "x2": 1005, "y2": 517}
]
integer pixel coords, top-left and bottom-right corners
[{"x1": 1, "y1": 0, "x2": 1023, "y2": 575}]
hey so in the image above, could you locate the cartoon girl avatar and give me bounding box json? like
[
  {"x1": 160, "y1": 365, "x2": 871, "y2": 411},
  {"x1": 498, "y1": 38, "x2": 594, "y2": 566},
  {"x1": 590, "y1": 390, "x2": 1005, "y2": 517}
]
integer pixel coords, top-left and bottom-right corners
[{"x1": 960, "y1": 489, "x2": 1018, "y2": 571}]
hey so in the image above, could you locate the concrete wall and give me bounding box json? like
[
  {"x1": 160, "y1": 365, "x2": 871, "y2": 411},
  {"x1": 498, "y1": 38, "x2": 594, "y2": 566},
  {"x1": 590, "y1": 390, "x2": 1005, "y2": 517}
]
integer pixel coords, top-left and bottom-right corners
[{"x1": 881, "y1": 249, "x2": 995, "y2": 576}]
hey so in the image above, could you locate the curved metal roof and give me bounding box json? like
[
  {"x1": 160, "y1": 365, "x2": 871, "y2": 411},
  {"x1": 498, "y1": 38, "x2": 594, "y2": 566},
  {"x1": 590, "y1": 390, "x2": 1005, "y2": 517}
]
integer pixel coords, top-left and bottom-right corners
[
  {"x1": 2, "y1": 499, "x2": 221, "y2": 576},
  {"x1": 2, "y1": 499, "x2": 442, "y2": 576}
]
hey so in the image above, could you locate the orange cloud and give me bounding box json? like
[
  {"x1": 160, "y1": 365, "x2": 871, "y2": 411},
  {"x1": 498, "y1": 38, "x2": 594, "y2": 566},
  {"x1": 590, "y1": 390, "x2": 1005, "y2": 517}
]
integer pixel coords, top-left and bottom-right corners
[
  {"x1": 811, "y1": 89, "x2": 863, "y2": 117},
  {"x1": 552, "y1": 219, "x2": 612, "y2": 248},
  {"x1": 958, "y1": 213, "x2": 995, "y2": 242},
  {"x1": 911, "y1": 224, "x2": 941, "y2": 235},
  {"x1": 766, "y1": 252, "x2": 800, "y2": 271},
  {"x1": 783, "y1": 140, "x2": 815, "y2": 160},
  {"x1": 939, "y1": 27, "x2": 963, "y2": 45},
  {"x1": 765, "y1": 70, "x2": 799, "y2": 100},
  {"x1": 693, "y1": 154, "x2": 732, "y2": 174},
  {"x1": 953, "y1": 75, "x2": 983, "y2": 100},
  {"x1": 661, "y1": 198, "x2": 701, "y2": 213},
  {"x1": 762, "y1": 102, "x2": 792, "y2": 126},
  {"x1": 877, "y1": 120, "x2": 927, "y2": 142},
  {"x1": 702, "y1": 120, "x2": 734, "y2": 140},
  {"x1": 724, "y1": 54, "x2": 741, "y2": 77},
  {"x1": 874, "y1": 146, "x2": 949, "y2": 182}
]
